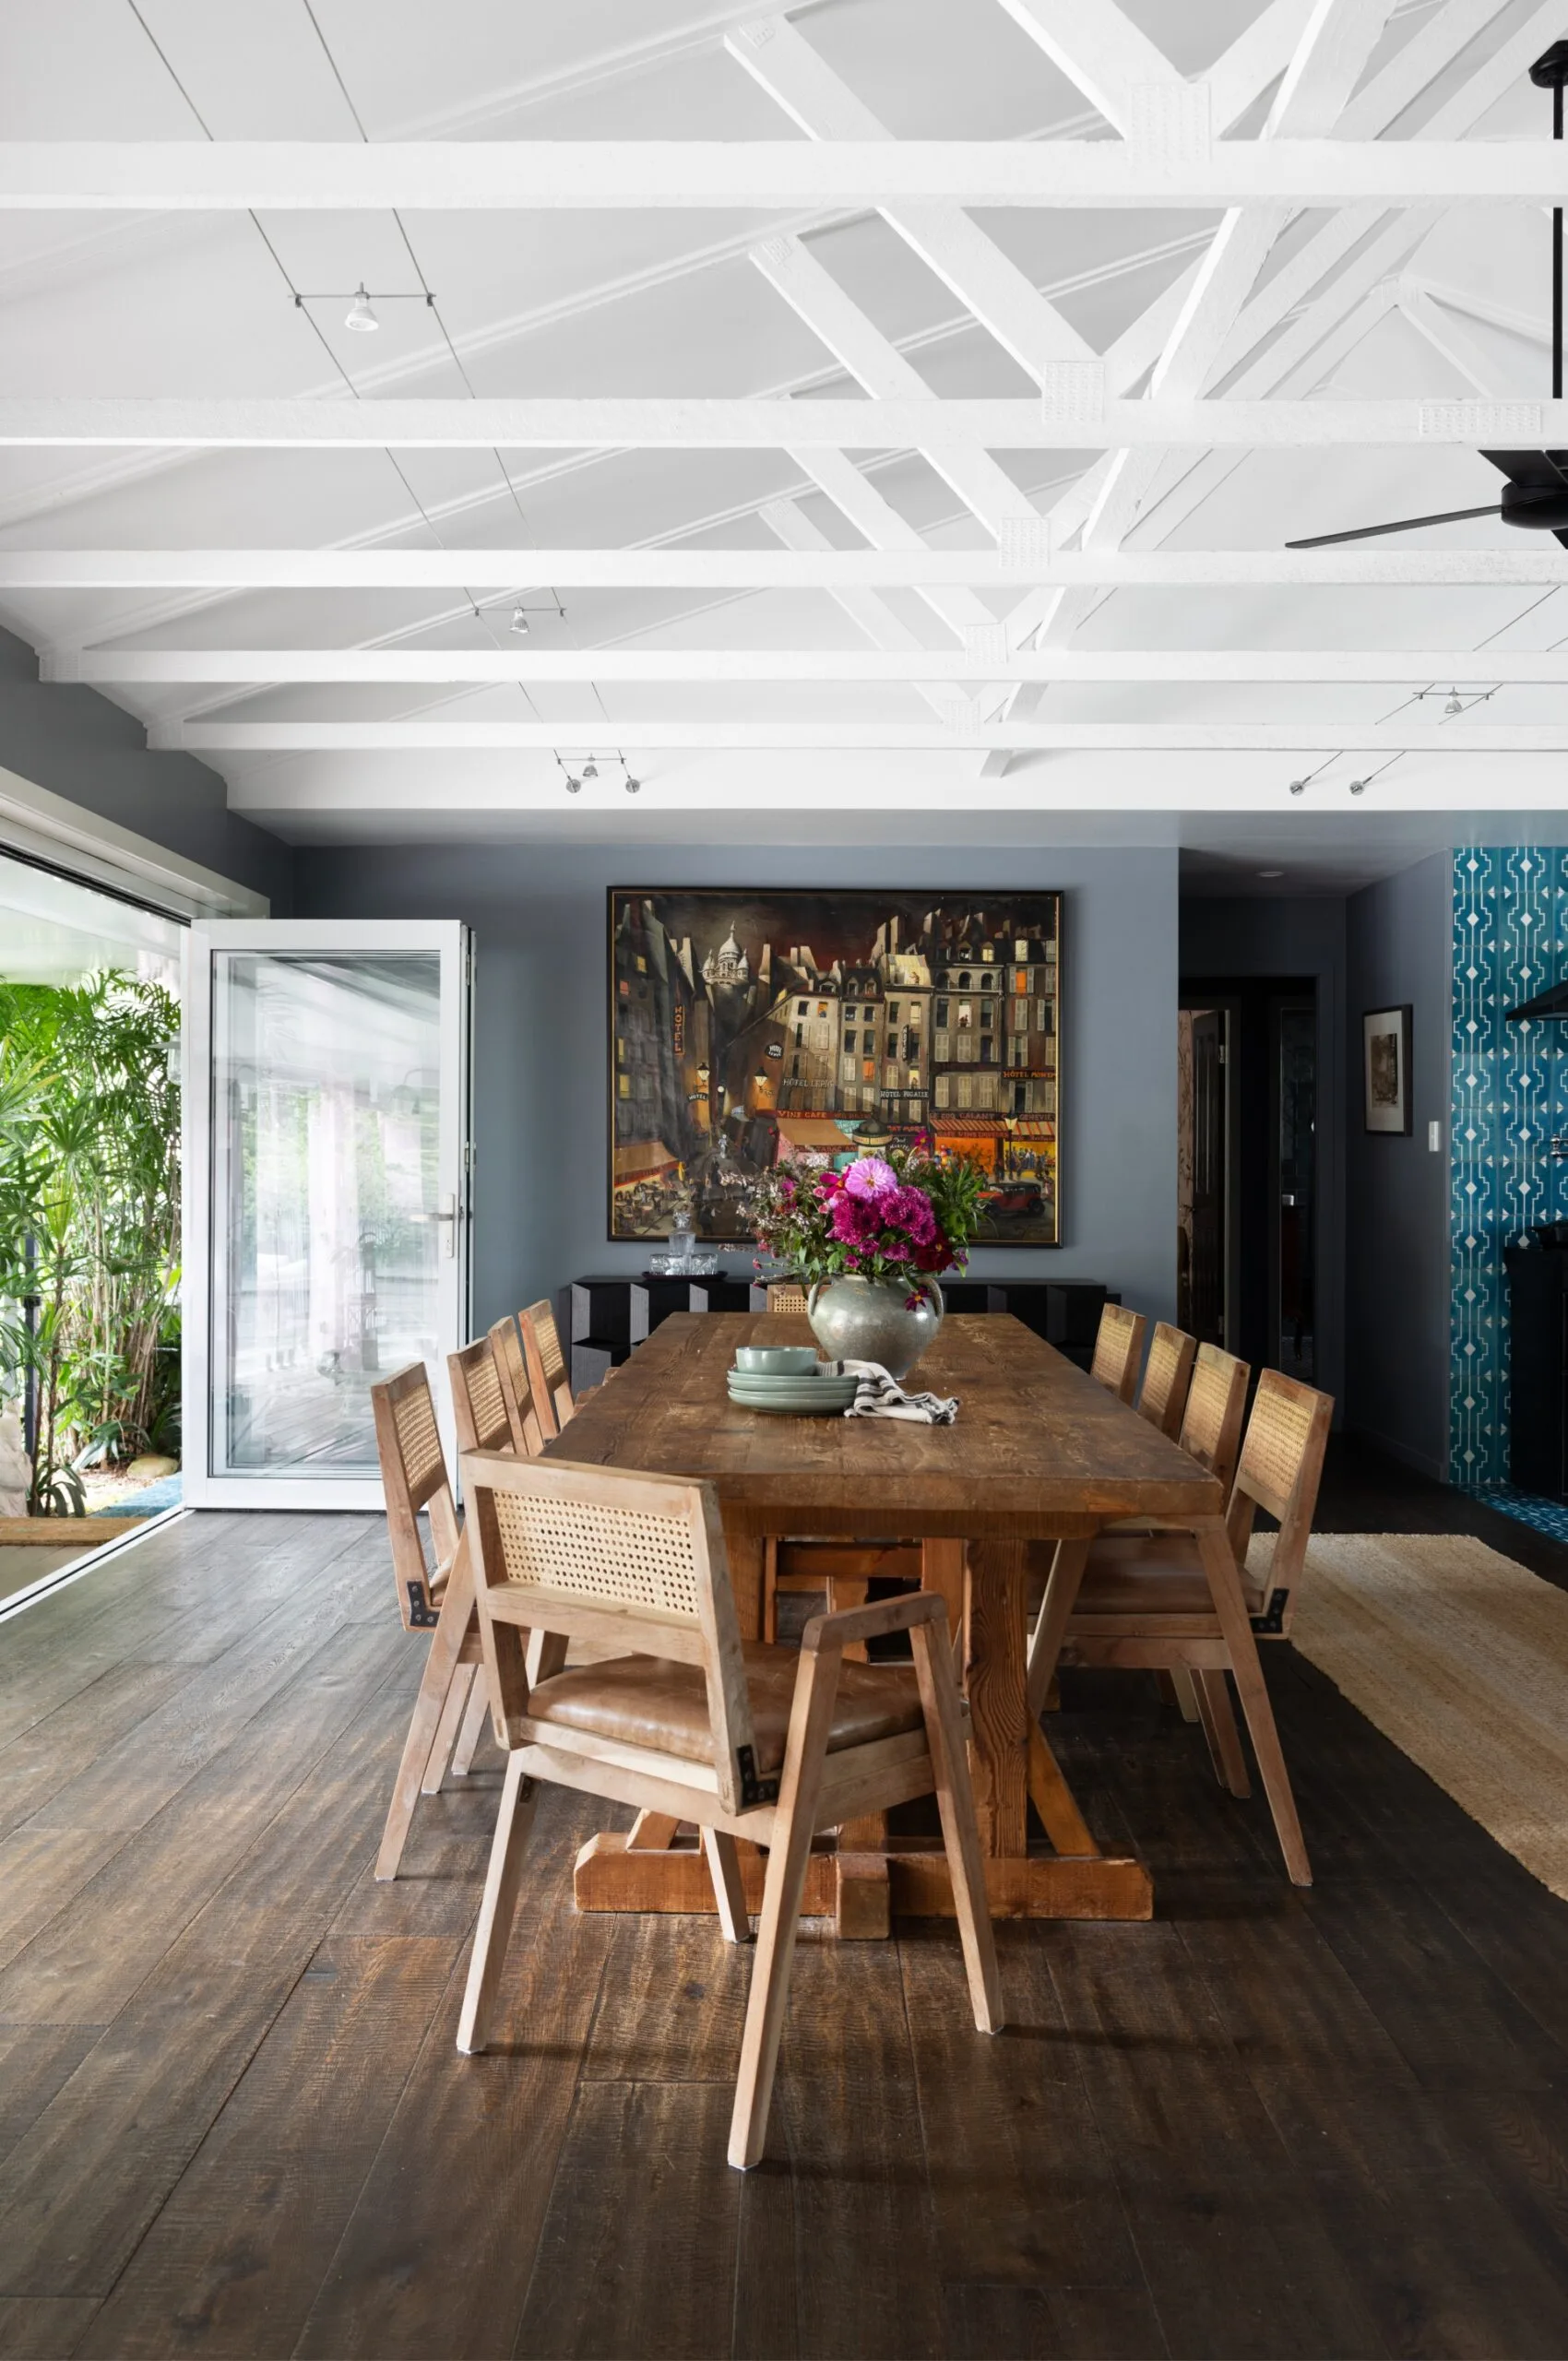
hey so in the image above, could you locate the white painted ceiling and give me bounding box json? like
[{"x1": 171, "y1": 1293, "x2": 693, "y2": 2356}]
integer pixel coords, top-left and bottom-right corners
[{"x1": 1, "y1": 0, "x2": 1565, "y2": 891}]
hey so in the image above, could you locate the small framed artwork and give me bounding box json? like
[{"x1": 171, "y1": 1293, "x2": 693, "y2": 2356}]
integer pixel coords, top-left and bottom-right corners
[{"x1": 1362, "y1": 1004, "x2": 1412, "y2": 1134}]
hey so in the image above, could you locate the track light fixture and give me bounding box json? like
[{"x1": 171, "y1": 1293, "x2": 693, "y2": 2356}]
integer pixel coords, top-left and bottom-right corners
[
  {"x1": 564, "y1": 773, "x2": 582, "y2": 794},
  {"x1": 1348, "y1": 753, "x2": 1406, "y2": 797},
  {"x1": 1287, "y1": 754, "x2": 1337, "y2": 798},
  {"x1": 625, "y1": 774, "x2": 642, "y2": 794},
  {"x1": 582, "y1": 760, "x2": 599, "y2": 781},
  {"x1": 344, "y1": 284, "x2": 378, "y2": 332},
  {"x1": 509, "y1": 606, "x2": 529, "y2": 635},
  {"x1": 1445, "y1": 689, "x2": 1464, "y2": 717}
]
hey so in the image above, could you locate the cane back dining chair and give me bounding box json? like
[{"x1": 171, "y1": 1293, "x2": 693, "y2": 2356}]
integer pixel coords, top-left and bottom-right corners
[
  {"x1": 1136, "y1": 1321, "x2": 1197, "y2": 1439},
  {"x1": 766, "y1": 1281, "x2": 809, "y2": 1316},
  {"x1": 1042, "y1": 1367, "x2": 1334, "y2": 1884},
  {"x1": 1090, "y1": 1302, "x2": 1148, "y2": 1404},
  {"x1": 487, "y1": 1316, "x2": 547, "y2": 1455},
  {"x1": 456, "y1": 1451, "x2": 1002, "y2": 2169},
  {"x1": 449, "y1": 1335, "x2": 515, "y2": 1458},
  {"x1": 518, "y1": 1299, "x2": 575, "y2": 1439},
  {"x1": 371, "y1": 1359, "x2": 491, "y2": 1880}
]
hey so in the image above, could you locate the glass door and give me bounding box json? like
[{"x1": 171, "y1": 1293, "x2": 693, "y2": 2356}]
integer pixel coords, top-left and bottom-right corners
[{"x1": 184, "y1": 922, "x2": 471, "y2": 1508}]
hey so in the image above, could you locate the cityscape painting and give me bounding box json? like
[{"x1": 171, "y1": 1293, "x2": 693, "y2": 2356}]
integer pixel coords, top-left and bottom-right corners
[{"x1": 609, "y1": 888, "x2": 1063, "y2": 1246}]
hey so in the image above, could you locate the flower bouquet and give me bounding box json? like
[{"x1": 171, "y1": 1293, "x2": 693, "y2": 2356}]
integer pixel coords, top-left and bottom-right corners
[{"x1": 750, "y1": 1147, "x2": 982, "y2": 1306}]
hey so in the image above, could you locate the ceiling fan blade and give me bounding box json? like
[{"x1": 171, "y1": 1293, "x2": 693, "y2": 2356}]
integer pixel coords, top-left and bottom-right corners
[
  {"x1": 1285, "y1": 503, "x2": 1507, "y2": 549},
  {"x1": 1480, "y1": 449, "x2": 1568, "y2": 488}
]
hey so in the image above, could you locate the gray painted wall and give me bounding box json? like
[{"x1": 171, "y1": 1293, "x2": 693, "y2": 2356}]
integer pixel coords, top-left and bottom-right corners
[
  {"x1": 0, "y1": 627, "x2": 292, "y2": 908},
  {"x1": 296, "y1": 843, "x2": 1180, "y2": 1336},
  {"x1": 1345, "y1": 853, "x2": 1452, "y2": 1478},
  {"x1": 1179, "y1": 896, "x2": 1348, "y2": 1417}
]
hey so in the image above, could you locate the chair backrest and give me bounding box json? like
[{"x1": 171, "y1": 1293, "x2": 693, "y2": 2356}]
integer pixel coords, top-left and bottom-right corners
[
  {"x1": 487, "y1": 1316, "x2": 546, "y2": 1455},
  {"x1": 448, "y1": 1336, "x2": 515, "y2": 1457},
  {"x1": 519, "y1": 1299, "x2": 575, "y2": 1439},
  {"x1": 766, "y1": 1282, "x2": 809, "y2": 1316},
  {"x1": 1179, "y1": 1343, "x2": 1251, "y2": 1492},
  {"x1": 460, "y1": 1452, "x2": 764, "y2": 1812},
  {"x1": 1137, "y1": 1321, "x2": 1197, "y2": 1439},
  {"x1": 1224, "y1": 1369, "x2": 1334, "y2": 1630},
  {"x1": 371, "y1": 1360, "x2": 459, "y2": 1632},
  {"x1": 1090, "y1": 1302, "x2": 1147, "y2": 1405}
]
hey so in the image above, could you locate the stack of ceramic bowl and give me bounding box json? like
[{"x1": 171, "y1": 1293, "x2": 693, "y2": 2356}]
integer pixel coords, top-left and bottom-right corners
[{"x1": 728, "y1": 1344, "x2": 859, "y2": 1418}]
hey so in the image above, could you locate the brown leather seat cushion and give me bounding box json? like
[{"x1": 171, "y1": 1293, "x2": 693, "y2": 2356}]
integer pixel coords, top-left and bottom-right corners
[
  {"x1": 1069, "y1": 1536, "x2": 1264, "y2": 1619},
  {"x1": 528, "y1": 1640, "x2": 923, "y2": 1775}
]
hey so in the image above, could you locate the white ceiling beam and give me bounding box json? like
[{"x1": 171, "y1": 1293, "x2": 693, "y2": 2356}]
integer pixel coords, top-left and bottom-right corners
[
  {"x1": 1397, "y1": 281, "x2": 1512, "y2": 397},
  {"x1": 782, "y1": 448, "x2": 997, "y2": 637},
  {"x1": 67, "y1": 648, "x2": 1568, "y2": 685},
  {"x1": 751, "y1": 235, "x2": 1043, "y2": 540},
  {"x1": 6, "y1": 550, "x2": 1562, "y2": 590},
  {"x1": 151, "y1": 719, "x2": 1568, "y2": 753},
  {"x1": 726, "y1": 18, "x2": 1095, "y2": 382},
  {"x1": 987, "y1": 1, "x2": 1183, "y2": 136},
  {"x1": 756, "y1": 493, "x2": 968, "y2": 718},
  {"x1": 0, "y1": 137, "x2": 1555, "y2": 208},
  {"x1": 1204, "y1": 0, "x2": 1314, "y2": 134},
  {"x1": 6, "y1": 397, "x2": 1561, "y2": 449}
]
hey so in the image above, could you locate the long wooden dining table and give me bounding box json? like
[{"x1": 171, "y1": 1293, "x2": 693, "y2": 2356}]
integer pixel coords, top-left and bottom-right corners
[{"x1": 544, "y1": 1311, "x2": 1230, "y2": 1936}]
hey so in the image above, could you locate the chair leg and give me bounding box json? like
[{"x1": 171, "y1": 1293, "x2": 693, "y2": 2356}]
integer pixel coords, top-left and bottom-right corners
[
  {"x1": 449, "y1": 1673, "x2": 491, "y2": 1779},
  {"x1": 1194, "y1": 1668, "x2": 1251, "y2": 1797},
  {"x1": 729, "y1": 1650, "x2": 840, "y2": 2171},
  {"x1": 1165, "y1": 1668, "x2": 1203, "y2": 1723},
  {"x1": 457, "y1": 1751, "x2": 539, "y2": 2054},
  {"x1": 1026, "y1": 1537, "x2": 1092, "y2": 1718},
  {"x1": 422, "y1": 1660, "x2": 477, "y2": 1796},
  {"x1": 762, "y1": 1538, "x2": 779, "y2": 1643},
  {"x1": 1194, "y1": 1520, "x2": 1311, "y2": 1884},
  {"x1": 912, "y1": 1619, "x2": 1004, "y2": 2035},
  {"x1": 704, "y1": 1827, "x2": 753, "y2": 1944},
  {"x1": 375, "y1": 1553, "x2": 476, "y2": 1883}
]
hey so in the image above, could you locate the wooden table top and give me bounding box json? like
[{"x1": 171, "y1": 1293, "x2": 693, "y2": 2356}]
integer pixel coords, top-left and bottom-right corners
[{"x1": 552, "y1": 1313, "x2": 1222, "y2": 1538}]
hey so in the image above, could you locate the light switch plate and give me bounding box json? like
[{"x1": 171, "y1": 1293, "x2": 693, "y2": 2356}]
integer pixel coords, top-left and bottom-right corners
[{"x1": 1428, "y1": 1120, "x2": 1443, "y2": 1152}]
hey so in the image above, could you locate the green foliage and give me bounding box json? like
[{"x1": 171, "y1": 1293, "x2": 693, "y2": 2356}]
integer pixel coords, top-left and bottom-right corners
[{"x1": 0, "y1": 971, "x2": 180, "y2": 1515}]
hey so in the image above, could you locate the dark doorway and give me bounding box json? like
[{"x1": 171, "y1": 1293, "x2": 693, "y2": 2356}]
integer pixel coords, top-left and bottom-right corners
[{"x1": 1181, "y1": 977, "x2": 1316, "y2": 1382}]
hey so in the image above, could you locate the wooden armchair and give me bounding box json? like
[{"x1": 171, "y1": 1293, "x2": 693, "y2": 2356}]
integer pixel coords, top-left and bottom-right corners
[
  {"x1": 456, "y1": 1452, "x2": 1002, "y2": 2169},
  {"x1": 1136, "y1": 1321, "x2": 1197, "y2": 1439},
  {"x1": 1035, "y1": 1368, "x2": 1333, "y2": 1885},
  {"x1": 1090, "y1": 1302, "x2": 1148, "y2": 1404},
  {"x1": 371, "y1": 1361, "x2": 489, "y2": 1881},
  {"x1": 518, "y1": 1299, "x2": 575, "y2": 1438}
]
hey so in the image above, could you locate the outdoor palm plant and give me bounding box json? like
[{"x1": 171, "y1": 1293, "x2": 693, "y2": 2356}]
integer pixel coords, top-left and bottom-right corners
[{"x1": 0, "y1": 972, "x2": 181, "y2": 1514}]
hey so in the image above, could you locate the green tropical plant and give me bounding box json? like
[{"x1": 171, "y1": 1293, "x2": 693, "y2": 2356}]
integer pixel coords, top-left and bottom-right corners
[{"x1": 0, "y1": 971, "x2": 180, "y2": 1515}]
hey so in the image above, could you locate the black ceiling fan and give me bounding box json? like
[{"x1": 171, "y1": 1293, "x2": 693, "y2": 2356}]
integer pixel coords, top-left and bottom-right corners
[{"x1": 1286, "y1": 39, "x2": 1568, "y2": 551}]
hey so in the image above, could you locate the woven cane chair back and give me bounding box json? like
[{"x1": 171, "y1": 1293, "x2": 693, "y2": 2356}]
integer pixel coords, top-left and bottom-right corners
[
  {"x1": 1179, "y1": 1345, "x2": 1250, "y2": 1490},
  {"x1": 766, "y1": 1283, "x2": 809, "y2": 1316},
  {"x1": 1225, "y1": 1369, "x2": 1334, "y2": 1609},
  {"x1": 372, "y1": 1361, "x2": 460, "y2": 1631},
  {"x1": 1137, "y1": 1322, "x2": 1197, "y2": 1439},
  {"x1": 448, "y1": 1337, "x2": 514, "y2": 1458},
  {"x1": 519, "y1": 1299, "x2": 575, "y2": 1437},
  {"x1": 487, "y1": 1316, "x2": 545, "y2": 1454},
  {"x1": 1090, "y1": 1303, "x2": 1147, "y2": 1404}
]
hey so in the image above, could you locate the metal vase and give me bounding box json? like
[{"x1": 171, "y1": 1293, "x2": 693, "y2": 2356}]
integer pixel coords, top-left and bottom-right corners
[{"x1": 805, "y1": 1276, "x2": 944, "y2": 1382}]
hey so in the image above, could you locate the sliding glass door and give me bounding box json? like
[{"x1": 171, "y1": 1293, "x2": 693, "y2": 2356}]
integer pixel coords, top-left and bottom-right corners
[{"x1": 184, "y1": 922, "x2": 471, "y2": 1508}]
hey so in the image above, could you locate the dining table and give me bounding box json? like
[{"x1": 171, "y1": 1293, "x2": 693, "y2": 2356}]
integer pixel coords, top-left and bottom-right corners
[{"x1": 544, "y1": 1310, "x2": 1241, "y2": 1937}]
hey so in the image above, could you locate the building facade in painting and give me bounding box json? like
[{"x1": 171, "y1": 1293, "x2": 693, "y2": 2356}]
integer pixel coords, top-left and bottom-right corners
[{"x1": 610, "y1": 890, "x2": 1062, "y2": 1244}]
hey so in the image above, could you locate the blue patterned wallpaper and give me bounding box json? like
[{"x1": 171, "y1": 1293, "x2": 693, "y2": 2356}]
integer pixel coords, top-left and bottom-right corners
[{"x1": 1451, "y1": 848, "x2": 1568, "y2": 1488}]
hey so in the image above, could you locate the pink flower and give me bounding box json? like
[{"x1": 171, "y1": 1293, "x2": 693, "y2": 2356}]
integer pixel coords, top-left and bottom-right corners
[{"x1": 843, "y1": 1156, "x2": 897, "y2": 1201}]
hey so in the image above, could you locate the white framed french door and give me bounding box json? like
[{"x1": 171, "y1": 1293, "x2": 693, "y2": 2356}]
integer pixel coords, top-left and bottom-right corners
[{"x1": 184, "y1": 921, "x2": 472, "y2": 1509}]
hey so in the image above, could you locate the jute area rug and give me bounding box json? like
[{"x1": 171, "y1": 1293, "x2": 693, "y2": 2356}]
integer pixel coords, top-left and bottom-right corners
[{"x1": 1254, "y1": 1530, "x2": 1568, "y2": 1900}]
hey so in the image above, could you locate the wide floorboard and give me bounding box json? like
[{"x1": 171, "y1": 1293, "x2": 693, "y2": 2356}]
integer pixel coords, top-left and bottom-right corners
[{"x1": 3, "y1": 1458, "x2": 1568, "y2": 2358}]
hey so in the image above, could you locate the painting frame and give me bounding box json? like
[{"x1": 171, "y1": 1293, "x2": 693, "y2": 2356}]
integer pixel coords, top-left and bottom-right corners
[
  {"x1": 608, "y1": 886, "x2": 1065, "y2": 1249},
  {"x1": 1362, "y1": 1003, "x2": 1412, "y2": 1135}
]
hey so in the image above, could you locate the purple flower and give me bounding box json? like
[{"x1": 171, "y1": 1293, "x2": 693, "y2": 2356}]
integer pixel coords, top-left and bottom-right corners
[{"x1": 843, "y1": 1156, "x2": 897, "y2": 1201}]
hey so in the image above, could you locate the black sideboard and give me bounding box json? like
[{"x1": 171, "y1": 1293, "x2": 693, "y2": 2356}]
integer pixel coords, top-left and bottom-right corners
[
  {"x1": 1506, "y1": 1228, "x2": 1568, "y2": 1497},
  {"x1": 560, "y1": 1275, "x2": 1120, "y2": 1394}
]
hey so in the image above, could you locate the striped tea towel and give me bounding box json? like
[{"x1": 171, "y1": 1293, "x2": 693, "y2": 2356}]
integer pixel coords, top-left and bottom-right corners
[{"x1": 827, "y1": 1359, "x2": 959, "y2": 1425}]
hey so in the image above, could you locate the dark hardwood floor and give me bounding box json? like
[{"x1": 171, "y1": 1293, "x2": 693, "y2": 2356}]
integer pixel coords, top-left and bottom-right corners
[{"x1": 3, "y1": 1465, "x2": 1568, "y2": 2360}]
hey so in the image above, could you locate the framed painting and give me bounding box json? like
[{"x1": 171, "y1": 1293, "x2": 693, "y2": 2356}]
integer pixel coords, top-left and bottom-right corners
[
  {"x1": 609, "y1": 888, "x2": 1063, "y2": 1246},
  {"x1": 1362, "y1": 1003, "x2": 1412, "y2": 1134}
]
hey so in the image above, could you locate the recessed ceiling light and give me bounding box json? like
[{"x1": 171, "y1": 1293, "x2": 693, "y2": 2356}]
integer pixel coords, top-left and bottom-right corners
[
  {"x1": 1257, "y1": 868, "x2": 1284, "y2": 878},
  {"x1": 343, "y1": 283, "x2": 379, "y2": 333}
]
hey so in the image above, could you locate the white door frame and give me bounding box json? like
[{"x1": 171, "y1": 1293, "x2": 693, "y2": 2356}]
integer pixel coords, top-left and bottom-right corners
[{"x1": 183, "y1": 919, "x2": 471, "y2": 1510}]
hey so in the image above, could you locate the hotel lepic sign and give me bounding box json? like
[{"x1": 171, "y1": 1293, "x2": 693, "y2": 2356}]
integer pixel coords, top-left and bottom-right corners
[{"x1": 609, "y1": 888, "x2": 1063, "y2": 1247}]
